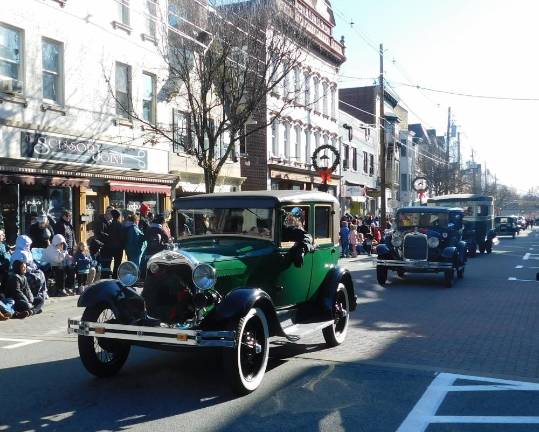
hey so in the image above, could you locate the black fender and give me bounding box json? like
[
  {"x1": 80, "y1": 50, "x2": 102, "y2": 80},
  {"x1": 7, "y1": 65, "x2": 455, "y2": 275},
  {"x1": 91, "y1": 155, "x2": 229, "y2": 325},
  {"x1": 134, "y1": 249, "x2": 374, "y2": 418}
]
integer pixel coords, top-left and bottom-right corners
[
  {"x1": 77, "y1": 279, "x2": 145, "y2": 324},
  {"x1": 204, "y1": 288, "x2": 281, "y2": 336},
  {"x1": 441, "y1": 246, "x2": 457, "y2": 261},
  {"x1": 376, "y1": 244, "x2": 391, "y2": 258},
  {"x1": 487, "y1": 229, "x2": 497, "y2": 240},
  {"x1": 317, "y1": 266, "x2": 357, "y2": 315}
]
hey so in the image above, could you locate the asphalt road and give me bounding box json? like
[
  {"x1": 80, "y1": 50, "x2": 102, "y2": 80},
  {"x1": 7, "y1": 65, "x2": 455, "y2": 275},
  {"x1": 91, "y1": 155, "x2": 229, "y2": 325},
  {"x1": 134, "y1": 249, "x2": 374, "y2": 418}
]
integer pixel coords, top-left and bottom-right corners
[{"x1": 1, "y1": 228, "x2": 539, "y2": 432}]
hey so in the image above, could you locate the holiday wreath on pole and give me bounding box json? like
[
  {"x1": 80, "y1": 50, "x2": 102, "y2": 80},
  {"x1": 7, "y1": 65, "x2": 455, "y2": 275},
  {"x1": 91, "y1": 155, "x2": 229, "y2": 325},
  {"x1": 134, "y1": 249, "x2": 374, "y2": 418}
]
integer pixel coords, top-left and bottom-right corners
[{"x1": 311, "y1": 144, "x2": 340, "y2": 192}]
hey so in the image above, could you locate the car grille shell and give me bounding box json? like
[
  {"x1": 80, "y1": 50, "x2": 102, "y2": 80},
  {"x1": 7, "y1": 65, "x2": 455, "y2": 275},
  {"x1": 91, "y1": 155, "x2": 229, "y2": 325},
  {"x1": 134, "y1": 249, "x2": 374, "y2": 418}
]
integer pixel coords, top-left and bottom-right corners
[{"x1": 403, "y1": 233, "x2": 428, "y2": 260}]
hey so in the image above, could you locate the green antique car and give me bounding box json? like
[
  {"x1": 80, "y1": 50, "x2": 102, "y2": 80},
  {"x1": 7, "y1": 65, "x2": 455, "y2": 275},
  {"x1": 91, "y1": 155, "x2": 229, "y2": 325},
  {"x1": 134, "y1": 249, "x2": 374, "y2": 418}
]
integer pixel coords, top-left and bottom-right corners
[{"x1": 68, "y1": 191, "x2": 357, "y2": 394}]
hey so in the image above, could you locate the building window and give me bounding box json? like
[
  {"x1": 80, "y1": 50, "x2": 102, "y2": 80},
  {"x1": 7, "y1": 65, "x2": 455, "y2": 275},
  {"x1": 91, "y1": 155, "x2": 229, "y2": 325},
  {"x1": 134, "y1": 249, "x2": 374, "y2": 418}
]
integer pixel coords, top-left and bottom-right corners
[
  {"x1": 272, "y1": 119, "x2": 279, "y2": 155},
  {"x1": 322, "y1": 81, "x2": 328, "y2": 115},
  {"x1": 304, "y1": 72, "x2": 310, "y2": 107},
  {"x1": 295, "y1": 125, "x2": 301, "y2": 162},
  {"x1": 363, "y1": 151, "x2": 368, "y2": 174},
  {"x1": 313, "y1": 76, "x2": 319, "y2": 112},
  {"x1": 284, "y1": 123, "x2": 290, "y2": 159},
  {"x1": 314, "y1": 131, "x2": 320, "y2": 149},
  {"x1": 330, "y1": 87, "x2": 336, "y2": 119},
  {"x1": 369, "y1": 153, "x2": 374, "y2": 176},
  {"x1": 42, "y1": 38, "x2": 62, "y2": 103},
  {"x1": 352, "y1": 148, "x2": 357, "y2": 171},
  {"x1": 142, "y1": 72, "x2": 156, "y2": 124},
  {"x1": 343, "y1": 144, "x2": 349, "y2": 170},
  {"x1": 294, "y1": 66, "x2": 300, "y2": 103},
  {"x1": 117, "y1": 0, "x2": 130, "y2": 26},
  {"x1": 401, "y1": 144, "x2": 407, "y2": 157},
  {"x1": 401, "y1": 173, "x2": 408, "y2": 191},
  {"x1": 283, "y1": 62, "x2": 290, "y2": 98},
  {"x1": 0, "y1": 24, "x2": 23, "y2": 89},
  {"x1": 305, "y1": 130, "x2": 311, "y2": 164},
  {"x1": 115, "y1": 62, "x2": 132, "y2": 119},
  {"x1": 145, "y1": 0, "x2": 157, "y2": 39},
  {"x1": 172, "y1": 109, "x2": 193, "y2": 153}
]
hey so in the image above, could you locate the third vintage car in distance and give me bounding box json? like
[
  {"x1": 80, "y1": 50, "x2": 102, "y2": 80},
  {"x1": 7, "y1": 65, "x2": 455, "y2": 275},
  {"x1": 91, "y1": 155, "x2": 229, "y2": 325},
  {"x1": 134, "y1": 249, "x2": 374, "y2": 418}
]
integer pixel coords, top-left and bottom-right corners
[{"x1": 377, "y1": 207, "x2": 467, "y2": 288}]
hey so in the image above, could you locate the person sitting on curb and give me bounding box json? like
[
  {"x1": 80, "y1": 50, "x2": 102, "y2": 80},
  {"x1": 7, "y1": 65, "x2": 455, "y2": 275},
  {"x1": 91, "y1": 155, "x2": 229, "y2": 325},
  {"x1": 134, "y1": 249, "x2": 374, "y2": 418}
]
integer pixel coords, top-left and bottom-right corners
[
  {"x1": 44, "y1": 234, "x2": 75, "y2": 296},
  {"x1": 6, "y1": 260, "x2": 44, "y2": 318}
]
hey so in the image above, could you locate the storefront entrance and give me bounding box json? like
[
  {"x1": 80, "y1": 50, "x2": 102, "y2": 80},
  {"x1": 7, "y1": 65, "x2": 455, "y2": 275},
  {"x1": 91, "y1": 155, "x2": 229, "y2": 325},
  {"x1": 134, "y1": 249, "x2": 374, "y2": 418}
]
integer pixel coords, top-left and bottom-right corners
[{"x1": 19, "y1": 186, "x2": 72, "y2": 234}]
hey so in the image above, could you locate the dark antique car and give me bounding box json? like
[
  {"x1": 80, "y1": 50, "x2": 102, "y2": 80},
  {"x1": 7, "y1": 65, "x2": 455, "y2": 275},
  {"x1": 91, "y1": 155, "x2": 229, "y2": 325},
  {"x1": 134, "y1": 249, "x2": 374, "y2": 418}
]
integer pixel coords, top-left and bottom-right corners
[
  {"x1": 68, "y1": 191, "x2": 357, "y2": 394},
  {"x1": 428, "y1": 194, "x2": 496, "y2": 256},
  {"x1": 495, "y1": 216, "x2": 519, "y2": 239},
  {"x1": 376, "y1": 207, "x2": 467, "y2": 288}
]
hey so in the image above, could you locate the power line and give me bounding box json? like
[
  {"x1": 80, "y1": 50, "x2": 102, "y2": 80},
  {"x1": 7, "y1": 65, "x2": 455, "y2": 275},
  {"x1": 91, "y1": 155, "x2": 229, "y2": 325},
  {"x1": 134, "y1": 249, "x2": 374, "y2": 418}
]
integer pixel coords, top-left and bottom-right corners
[{"x1": 393, "y1": 82, "x2": 539, "y2": 101}]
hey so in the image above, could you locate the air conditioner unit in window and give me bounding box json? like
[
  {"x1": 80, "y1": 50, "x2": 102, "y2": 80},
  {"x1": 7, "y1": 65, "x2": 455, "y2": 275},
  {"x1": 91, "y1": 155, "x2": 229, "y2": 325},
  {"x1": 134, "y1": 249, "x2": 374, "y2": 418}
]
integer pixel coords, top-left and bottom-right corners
[{"x1": 0, "y1": 78, "x2": 23, "y2": 95}]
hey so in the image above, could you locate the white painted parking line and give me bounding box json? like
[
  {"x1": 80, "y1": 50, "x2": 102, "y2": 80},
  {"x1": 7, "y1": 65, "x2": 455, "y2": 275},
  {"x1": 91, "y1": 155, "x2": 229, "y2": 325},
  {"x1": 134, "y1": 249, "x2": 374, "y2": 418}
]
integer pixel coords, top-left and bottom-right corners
[
  {"x1": 508, "y1": 277, "x2": 536, "y2": 282},
  {"x1": 515, "y1": 265, "x2": 524, "y2": 269},
  {"x1": 0, "y1": 337, "x2": 42, "y2": 350},
  {"x1": 524, "y1": 253, "x2": 531, "y2": 260},
  {"x1": 397, "y1": 372, "x2": 539, "y2": 432}
]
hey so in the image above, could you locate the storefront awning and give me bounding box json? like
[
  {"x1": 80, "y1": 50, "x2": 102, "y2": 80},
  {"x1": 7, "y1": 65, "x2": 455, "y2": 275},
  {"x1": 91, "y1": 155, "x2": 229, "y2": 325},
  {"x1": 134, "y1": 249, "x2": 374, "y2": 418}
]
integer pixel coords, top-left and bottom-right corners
[
  {"x1": 109, "y1": 181, "x2": 171, "y2": 196},
  {"x1": 0, "y1": 175, "x2": 89, "y2": 187}
]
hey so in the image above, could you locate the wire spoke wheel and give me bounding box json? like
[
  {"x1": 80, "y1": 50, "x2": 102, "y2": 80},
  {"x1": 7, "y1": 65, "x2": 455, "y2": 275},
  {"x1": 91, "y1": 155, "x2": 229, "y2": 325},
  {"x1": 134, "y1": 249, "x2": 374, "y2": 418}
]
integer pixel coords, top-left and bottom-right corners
[{"x1": 323, "y1": 283, "x2": 350, "y2": 347}]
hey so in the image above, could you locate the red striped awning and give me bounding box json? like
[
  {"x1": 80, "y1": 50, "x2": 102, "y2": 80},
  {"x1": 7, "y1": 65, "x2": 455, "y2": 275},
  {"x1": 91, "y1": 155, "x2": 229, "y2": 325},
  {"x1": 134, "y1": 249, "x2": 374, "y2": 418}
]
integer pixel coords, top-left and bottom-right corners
[{"x1": 109, "y1": 181, "x2": 171, "y2": 196}]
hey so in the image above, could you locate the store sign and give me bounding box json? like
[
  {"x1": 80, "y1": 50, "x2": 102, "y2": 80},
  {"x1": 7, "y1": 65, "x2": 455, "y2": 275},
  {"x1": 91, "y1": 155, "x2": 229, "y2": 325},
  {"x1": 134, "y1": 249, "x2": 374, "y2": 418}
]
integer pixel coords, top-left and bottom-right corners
[
  {"x1": 21, "y1": 132, "x2": 147, "y2": 170},
  {"x1": 344, "y1": 185, "x2": 366, "y2": 198}
]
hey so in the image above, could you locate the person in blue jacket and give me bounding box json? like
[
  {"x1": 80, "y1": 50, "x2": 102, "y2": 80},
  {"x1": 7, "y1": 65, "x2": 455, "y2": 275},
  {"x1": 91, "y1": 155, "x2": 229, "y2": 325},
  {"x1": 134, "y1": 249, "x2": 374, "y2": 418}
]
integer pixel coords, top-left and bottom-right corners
[{"x1": 124, "y1": 213, "x2": 146, "y2": 268}]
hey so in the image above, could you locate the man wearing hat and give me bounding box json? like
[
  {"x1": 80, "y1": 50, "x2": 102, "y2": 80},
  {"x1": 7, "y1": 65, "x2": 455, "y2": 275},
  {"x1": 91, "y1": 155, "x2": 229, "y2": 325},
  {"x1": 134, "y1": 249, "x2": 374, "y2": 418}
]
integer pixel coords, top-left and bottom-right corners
[
  {"x1": 54, "y1": 210, "x2": 75, "y2": 255},
  {"x1": 29, "y1": 214, "x2": 54, "y2": 249}
]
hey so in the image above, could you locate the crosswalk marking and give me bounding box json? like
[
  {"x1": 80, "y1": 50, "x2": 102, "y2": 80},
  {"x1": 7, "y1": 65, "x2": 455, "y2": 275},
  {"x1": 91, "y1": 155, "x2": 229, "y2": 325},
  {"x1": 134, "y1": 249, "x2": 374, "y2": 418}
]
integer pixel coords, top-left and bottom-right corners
[{"x1": 0, "y1": 337, "x2": 42, "y2": 349}]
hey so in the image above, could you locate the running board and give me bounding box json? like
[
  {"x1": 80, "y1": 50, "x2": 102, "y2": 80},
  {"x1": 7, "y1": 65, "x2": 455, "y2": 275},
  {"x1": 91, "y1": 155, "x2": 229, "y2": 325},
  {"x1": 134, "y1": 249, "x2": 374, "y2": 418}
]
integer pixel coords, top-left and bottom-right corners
[{"x1": 282, "y1": 319, "x2": 334, "y2": 341}]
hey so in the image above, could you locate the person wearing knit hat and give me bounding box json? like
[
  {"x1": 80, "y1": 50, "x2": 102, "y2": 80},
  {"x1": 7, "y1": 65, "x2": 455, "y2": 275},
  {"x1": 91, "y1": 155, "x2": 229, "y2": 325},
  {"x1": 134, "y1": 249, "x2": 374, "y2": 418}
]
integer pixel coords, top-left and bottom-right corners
[{"x1": 138, "y1": 203, "x2": 150, "y2": 235}]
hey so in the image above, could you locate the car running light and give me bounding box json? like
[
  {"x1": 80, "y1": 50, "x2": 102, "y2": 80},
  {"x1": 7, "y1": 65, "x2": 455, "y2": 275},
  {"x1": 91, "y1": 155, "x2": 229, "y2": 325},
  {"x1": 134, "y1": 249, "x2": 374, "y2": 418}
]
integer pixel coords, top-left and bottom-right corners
[
  {"x1": 193, "y1": 264, "x2": 216, "y2": 291},
  {"x1": 427, "y1": 237, "x2": 440, "y2": 248},
  {"x1": 391, "y1": 234, "x2": 403, "y2": 247},
  {"x1": 148, "y1": 262, "x2": 160, "y2": 274}
]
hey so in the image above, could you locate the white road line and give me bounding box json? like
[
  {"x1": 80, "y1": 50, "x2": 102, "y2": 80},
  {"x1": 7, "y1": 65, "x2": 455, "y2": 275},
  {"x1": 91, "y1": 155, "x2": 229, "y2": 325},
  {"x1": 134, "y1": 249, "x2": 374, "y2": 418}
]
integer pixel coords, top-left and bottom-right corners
[
  {"x1": 508, "y1": 277, "x2": 536, "y2": 282},
  {"x1": 524, "y1": 253, "x2": 531, "y2": 260},
  {"x1": 515, "y1": 265, "x2": 524, "y2": 269},
  {"x1": 0, "y1": 337, "x2": 42, "y2": 350},
  {"x1": 397, "y1": 373, "x2": 539, "y2": 432}
]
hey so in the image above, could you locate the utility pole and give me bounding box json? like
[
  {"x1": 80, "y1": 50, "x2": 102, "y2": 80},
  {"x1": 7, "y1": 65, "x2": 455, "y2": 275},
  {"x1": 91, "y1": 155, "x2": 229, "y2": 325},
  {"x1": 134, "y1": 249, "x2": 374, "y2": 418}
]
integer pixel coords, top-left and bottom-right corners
[
  {"x1": 379, "y1": 43, "x2": 387, "y2": 230},
  {"x1": 445, "y1": 106, "x2": 451, "y2": 194}
]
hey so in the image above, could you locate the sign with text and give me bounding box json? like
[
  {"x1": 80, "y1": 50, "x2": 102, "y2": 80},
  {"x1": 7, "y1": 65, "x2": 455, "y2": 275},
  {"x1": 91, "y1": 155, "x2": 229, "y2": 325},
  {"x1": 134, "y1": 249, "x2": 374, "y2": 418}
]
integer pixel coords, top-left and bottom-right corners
[{"x1": 21, "y1": 132, "x2": 147, "y2": 170}]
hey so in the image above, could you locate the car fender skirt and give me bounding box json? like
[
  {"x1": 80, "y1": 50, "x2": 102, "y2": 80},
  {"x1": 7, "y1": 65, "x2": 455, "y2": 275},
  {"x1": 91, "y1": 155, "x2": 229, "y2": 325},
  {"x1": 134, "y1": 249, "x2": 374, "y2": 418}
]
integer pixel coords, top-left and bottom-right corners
[
  {"x1": 208, "y1": 288, "x2": 281, "y2": 336},
  {"x1": 487, "y1": 229, "x2": 497, "y2": 240},
  {"x1": 77, "y1": 280, "x2": 145, "y2": 323},
  {"x1": 441, "y1": 246, "x2": 457, "y2": 259},
  {"x1": 318, "y1": 267, "x2": 357, "y2": 313},
  {"x1": 376, "y1": 244, "x2": 391, "y2": 258}
]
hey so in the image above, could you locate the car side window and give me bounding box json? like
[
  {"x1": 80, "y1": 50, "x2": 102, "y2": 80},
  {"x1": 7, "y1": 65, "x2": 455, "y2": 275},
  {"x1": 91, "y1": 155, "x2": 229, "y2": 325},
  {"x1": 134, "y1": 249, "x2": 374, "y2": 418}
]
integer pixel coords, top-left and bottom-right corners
[
  {"x1": 314, "y1": 205, "x2": 332, "y2": 244},
  {"x1": 281, "y1": 206, "x2": 309, "y2": 246}
]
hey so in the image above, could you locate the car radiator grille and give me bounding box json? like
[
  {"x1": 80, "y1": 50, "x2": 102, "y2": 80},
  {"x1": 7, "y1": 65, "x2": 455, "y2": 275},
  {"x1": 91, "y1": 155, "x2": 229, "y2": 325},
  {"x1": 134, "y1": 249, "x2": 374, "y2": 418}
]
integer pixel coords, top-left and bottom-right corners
[{"x1": 403, "y1": 234, "x2": 428, "y2": 260}]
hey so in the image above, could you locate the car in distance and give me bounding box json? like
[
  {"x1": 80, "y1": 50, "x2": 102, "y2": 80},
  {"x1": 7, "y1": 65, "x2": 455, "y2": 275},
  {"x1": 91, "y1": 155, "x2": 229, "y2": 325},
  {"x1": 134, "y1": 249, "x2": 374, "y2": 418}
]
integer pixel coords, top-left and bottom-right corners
[
  {"x1": 68, "y1": 191, "x2": 357, "y2": 395},
  {"x1": 495, "y1": 216, "x2": 519, "y2": 239},
  {"x1": 376, "y1": 207, "x2": 467, "y2": 288}
]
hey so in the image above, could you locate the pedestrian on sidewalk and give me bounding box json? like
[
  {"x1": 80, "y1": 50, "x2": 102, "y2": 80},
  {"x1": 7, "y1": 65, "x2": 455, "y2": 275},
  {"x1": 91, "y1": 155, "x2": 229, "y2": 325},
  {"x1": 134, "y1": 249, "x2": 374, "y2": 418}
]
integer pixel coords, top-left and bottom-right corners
[
  {"x1": 6, "y1": 260, "x2": 44, "y2": 318},
  {"x1": 54, "y1": 210, "x2": 75, "y2": 255},
  {"x1": 349, "y1": 224, "x2": 359, "y2": 258},
  {"x1": 340, "y1": 221, "x2": 350, "y2": 258},
  {"x1": 44, "y1": 234, "x2": 75, "y2": 296},
  {"x1": 124, "y1": 213, "x2": 146, "y2": 267},
  {"x1": 10, "y1": 235, "x2": 48, "y2": 299},
  {"x1": 74, "y1": 241, "x2": 97, "y2": 293}
]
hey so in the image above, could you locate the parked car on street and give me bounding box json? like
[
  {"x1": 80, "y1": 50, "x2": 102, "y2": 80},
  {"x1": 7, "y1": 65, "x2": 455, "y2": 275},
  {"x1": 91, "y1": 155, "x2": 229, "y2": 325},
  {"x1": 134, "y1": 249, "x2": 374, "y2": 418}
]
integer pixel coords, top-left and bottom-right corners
[
  {"x1": 68, "y1": 191, "x2": 357, "y2": 395},
  {"x1": 495, "y1": 216, "x2": 519, "y2": 239},
  {"x1": 428, "y1": 194, "x2": 496, "y2": 255},
  {"x1": 376, "y1": 207, "x2": 467, "y2": 288}
]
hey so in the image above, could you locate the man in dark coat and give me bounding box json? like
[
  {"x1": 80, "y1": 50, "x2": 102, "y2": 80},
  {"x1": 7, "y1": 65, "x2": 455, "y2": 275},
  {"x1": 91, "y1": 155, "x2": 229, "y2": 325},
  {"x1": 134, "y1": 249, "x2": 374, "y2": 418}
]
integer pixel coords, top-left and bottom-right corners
[
  {"x1": 102, "y1": 209, "x2": 125, "y2": 279},
  {"x1": 29, "y1": 214, "x2": 54, "y2": 249},
  {"x1": 54, "y1": 210, "x2": 75, "y2": 254}
]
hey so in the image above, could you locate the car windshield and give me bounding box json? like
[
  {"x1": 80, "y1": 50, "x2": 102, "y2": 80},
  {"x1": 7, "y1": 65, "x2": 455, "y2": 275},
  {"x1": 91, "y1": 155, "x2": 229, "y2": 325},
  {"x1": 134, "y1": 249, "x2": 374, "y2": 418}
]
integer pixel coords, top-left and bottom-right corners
[
  {"x1": 398, "y1": 212, "x2": 449, "y2": 229},
  {"x1": 496, "y1": 217, "x2": 511, "y2": 223},
  {"x1": 175, "y1": 208, "x2": 274, "y2": 240}
]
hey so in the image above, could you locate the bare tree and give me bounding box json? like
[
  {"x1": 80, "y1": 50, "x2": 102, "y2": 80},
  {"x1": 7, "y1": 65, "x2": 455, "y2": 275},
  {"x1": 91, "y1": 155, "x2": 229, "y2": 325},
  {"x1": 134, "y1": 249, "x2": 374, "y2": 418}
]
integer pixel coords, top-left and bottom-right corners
[{"x1": 106, "y1": 0, "x2": 309, "y2": 193}]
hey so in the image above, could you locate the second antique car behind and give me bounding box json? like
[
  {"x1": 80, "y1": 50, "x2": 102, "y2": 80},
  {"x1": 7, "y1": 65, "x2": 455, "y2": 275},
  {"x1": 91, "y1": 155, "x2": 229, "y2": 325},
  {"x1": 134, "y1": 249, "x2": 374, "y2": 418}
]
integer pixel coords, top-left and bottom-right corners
[
  {"x1": 376, "y1": 207, "x2": 467, "y2": 288},
  {"x1": 68, "y1": 191, "x2": 357, "y2": 395}
]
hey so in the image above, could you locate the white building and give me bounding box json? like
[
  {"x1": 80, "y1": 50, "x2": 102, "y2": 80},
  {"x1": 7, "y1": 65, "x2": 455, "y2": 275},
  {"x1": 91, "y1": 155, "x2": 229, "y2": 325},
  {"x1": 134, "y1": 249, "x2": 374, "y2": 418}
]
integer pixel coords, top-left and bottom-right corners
[
  {"x1": 0, "y1": 0, "x2": 242, "y2": 243},
  {"x1": 338, "y1": 109, "x2": 378, "y2": 216}
]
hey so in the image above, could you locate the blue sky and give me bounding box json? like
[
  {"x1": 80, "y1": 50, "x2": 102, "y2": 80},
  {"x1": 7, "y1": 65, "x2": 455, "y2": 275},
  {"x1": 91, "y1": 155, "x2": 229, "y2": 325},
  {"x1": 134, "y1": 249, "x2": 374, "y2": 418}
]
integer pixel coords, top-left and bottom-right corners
[{"x1": 333, "y1": 0, "x2": 539, "y2": 193}]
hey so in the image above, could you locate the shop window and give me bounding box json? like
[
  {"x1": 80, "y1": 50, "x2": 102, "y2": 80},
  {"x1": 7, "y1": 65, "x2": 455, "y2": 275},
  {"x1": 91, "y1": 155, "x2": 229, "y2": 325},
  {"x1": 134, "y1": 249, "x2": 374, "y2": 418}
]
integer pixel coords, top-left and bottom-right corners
[
  {"x1": 109, "y1": 191, "x2": 126, "y2": 213},
  {"x1": 314, "y1": 205, "x2": 332, "y2": 243},
  {"x1": 142, "y1": 72, "x2": 156, "y2": 124},
  {"x1": 42, "y1": 38, "x2": 63, "y2": 104},
  {"x1": 126, "y1": 193, "x2": 158, "y2": 215},
  {"x1": 0, "y1": 24, "x2": 23, "y2": 93},
  {"x1": 115, "y1": 62, "x2": 132, "y2": 119}
]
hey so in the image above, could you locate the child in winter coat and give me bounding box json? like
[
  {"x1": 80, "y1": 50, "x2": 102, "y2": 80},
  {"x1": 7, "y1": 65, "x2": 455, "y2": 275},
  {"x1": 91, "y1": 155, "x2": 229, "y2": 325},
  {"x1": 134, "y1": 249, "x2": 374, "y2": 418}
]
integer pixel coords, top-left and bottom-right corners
[
  {"x1": 6, "y1": 260, "x2": 44, "y2": 318},
  {"x1": 339, "y1": 221, "x2": 350, "y2": 258},
  {"x1": 74, "y1": 241, "x2": 97, "y2": 293},
  {"x1": 44, "y1": 234, "x2": 75, "y2": 296},
  {"x1": 10, "y1": 235, "x2": 48, "y2": 298}
]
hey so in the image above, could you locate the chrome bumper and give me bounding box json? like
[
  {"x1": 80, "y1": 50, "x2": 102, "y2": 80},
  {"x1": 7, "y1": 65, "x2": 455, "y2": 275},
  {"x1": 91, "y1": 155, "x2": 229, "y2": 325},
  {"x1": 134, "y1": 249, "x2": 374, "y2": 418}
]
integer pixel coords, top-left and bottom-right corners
[
  {"x1": 67, "y1": 319, "x2": 236, "y2": 348},
  {"x1": 377, "y1": 259, "x2": 453, "y2": 270}
]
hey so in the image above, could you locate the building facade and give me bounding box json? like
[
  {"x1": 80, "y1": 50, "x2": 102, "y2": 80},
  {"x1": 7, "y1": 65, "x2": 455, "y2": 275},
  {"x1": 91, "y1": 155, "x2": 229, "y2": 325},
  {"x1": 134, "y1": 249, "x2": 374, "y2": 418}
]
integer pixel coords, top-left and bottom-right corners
[
  {"x1": 0, "y1": 0, "x2": 242, "y2": 243},
  {"x1": 338, "y1": 109, "x2": 378, "y2": 216},
  {"x1": 240, "y1": 0, "x2": 345, "y2": 195}
]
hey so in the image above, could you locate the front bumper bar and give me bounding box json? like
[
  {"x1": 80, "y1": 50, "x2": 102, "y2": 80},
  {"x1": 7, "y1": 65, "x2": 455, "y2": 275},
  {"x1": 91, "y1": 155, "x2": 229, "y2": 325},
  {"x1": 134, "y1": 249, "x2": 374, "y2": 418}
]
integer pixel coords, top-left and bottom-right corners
[
  {"x1": 377, "y1": 259, "x2": 453, "y2": 270},
  {"x1": 67, "y1": 319, "x2": 236, "y2": 348}
]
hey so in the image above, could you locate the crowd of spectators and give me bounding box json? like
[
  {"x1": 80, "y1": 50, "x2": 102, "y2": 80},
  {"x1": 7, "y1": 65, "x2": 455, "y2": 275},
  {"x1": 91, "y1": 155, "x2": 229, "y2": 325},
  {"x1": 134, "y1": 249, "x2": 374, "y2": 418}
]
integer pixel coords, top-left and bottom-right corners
[
  {"x1": 0, "y1": 203, "x2": 172, "y2": 321},
  {"x1": 339, "y1": 214, "x2": 392, "y2": 258}
]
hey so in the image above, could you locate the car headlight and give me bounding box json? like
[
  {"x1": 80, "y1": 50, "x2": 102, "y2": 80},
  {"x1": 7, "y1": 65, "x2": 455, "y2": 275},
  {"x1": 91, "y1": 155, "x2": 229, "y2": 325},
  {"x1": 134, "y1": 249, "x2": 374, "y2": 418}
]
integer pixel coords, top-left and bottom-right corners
[
  {"x1": 442, "y1": 232, "x2": 448, "y2": 239},
  {"x1": 192, "y1": 264, "x2": 216, "y2": 291},
  {"x1": 391, "y1": 234, "x2": 403, "y2": 247},
  {"x1": 118, "y1": 261, "x2": 139, "y2": 286},
  {"x1": 427, "y1": 237, "x2": 440, "y2": 248},
  {"x1": 148, "y1": 262, "x2": 160, "y2": 274}
]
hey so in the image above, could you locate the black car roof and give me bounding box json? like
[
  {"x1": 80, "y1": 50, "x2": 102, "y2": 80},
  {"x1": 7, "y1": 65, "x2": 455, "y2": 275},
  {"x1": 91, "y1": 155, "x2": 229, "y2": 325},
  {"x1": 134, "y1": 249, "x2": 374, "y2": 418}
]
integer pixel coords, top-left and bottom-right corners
[
  {"x1": 428, "y1": 194, "x2": 494, "y2": 202},
  {"x1": 173, "y1": 190, "x2": 339, "y2": 209}
]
